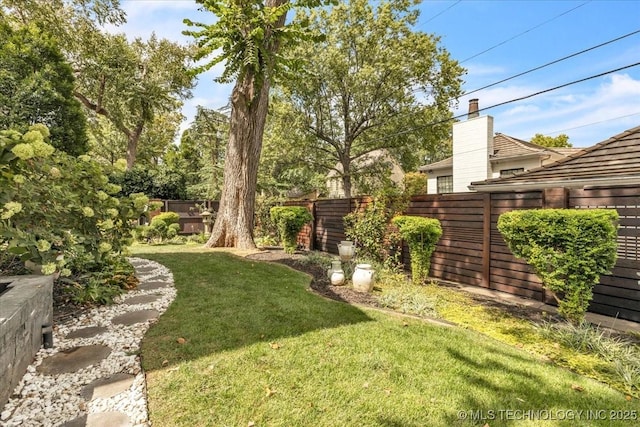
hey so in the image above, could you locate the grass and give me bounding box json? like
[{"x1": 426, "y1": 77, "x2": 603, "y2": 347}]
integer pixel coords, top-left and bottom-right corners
[{"x1": 137, "y1": 248, "x2": 640, "y2": 426}]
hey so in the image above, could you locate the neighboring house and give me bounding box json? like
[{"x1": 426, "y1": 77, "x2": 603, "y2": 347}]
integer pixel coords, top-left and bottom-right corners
[
  {"x1": 469, "y1": 124, "x2": 640, "y2": 191},
  {"x1": 418, "y1": 99, "x2": 581, "y2": 194},
  {"x1": 326, "y1": 149, "x2": 405, "y2": 198}
]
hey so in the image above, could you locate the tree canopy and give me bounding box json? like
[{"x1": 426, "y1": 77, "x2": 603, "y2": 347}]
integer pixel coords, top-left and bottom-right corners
[
  {"x1": 0, "y1": 19, "x2": 89, "y2": 155},
  {"x1": 269, "y1": 0, "x2": 465, "y2": 197},
  {"x1": 530, "y1": 133, "x2": 572, "y2": 148}
]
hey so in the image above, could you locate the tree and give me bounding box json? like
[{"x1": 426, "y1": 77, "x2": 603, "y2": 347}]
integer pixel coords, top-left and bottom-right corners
[
  {"x1": 2, "y1": 0, "x2": 194, "y2": 169},
  {"x1": 0, "y1": 19, "x2": 89, "y2": 155},
  {"x1": 530, "y1": 133, "x2": 572, "y2": 148},
  {"x1": 271, "y1": 0, "x2": 464, "y2": 198},
  {"x1": 185, "y1": 0, "x2": 328, "y2": 249},
  {"x1": 73, "y1": 33, "x2": 195, "y2": 169},
  {"x1": 176, "y1": 106, "x2": 229, "y2": 200}
]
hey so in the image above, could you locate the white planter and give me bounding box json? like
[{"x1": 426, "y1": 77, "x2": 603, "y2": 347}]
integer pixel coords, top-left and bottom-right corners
[
  {"x1": 330, "y1": 270, "x2": 345, "y2": 286},
  {"x1": 327, "y1": 260, "x2": 343, "y2": 279},
  {"x1": 352, "y1": 264, "x2": 374, "y2": 292}
]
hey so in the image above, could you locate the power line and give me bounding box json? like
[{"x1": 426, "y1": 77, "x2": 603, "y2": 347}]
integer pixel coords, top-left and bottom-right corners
[
  {"x1": 544, "y1": 111, "x2": 640, "y2": 136},
  {"x1": 464, "y1": 28, "x2": 640, "y2": 97},
  {"x1": 460, "y1": 1, "x2": 590, "y2": 64},
  {"x1": 364, "y1": 61, "x2": 640, "y2": 145},
  {"x1": 418, "y1": 0, "x2": 461, "y2": 28},
  {"x1": 474, "y1": 61, "x2": 640, "y2": 114}
]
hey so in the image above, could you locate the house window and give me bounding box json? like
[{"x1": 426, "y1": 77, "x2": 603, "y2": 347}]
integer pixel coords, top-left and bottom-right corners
[
  {"x1": 437, "y1": 175, "x2": 453, "y2": 193},
  {"x1": 500, "y1": 168, "x2": 524, "y2": 177}
]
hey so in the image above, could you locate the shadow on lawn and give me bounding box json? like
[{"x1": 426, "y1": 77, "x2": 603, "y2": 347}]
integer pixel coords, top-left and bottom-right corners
[
  {"x1": 138, "y1": 252, "x2": 374, "y2": 371},
  {"x1": 440, "y1": 346, "x2": 639, "y2": 426}
]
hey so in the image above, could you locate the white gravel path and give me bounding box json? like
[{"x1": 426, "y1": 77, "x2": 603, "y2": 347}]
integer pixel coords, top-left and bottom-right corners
[{"x1": 0, "y1": 258, "x2": 175, "y2": 427}]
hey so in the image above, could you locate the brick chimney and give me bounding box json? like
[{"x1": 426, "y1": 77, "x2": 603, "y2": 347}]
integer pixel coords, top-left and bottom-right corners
[{"x1": 468, "y1": 98, "x2": 479, "y2": 119}]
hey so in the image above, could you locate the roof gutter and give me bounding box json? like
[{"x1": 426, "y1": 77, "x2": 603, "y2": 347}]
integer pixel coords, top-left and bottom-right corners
[{"x1": 468, "y1": 175, "x2": 640, "y2": 192}]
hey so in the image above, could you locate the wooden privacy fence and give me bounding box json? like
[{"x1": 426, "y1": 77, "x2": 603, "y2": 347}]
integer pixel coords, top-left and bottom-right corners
[
  {"x1": 150, "y1": 200, "x2": 219, "y2": 234},
  {"x1": 289, "y1": 187, "x2": 640, "y2": 323}
]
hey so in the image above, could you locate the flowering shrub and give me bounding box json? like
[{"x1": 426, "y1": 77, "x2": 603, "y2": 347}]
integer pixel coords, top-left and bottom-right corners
[{"x1": 0, "y1": 125, "x2": 149, "y2": 279}]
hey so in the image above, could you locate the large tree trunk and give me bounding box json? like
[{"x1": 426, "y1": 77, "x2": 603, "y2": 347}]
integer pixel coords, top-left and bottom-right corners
[{"x1": 205, "y1": 72, "x2": 271, "y2": 249}]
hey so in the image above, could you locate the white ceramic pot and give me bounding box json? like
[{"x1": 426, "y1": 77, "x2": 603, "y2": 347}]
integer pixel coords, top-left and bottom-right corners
[
  {"x1": 352, "y1": 264, "x2": 374, "y2": 292},
  {"x1": 337, "y1": 241, "x2": 355, "y2": 261},
  {"x1": 330, "y1": 270, "x2": 345, "y2": 286},
  {"x1": 327, "y1": 260, "x2": 343, "y2": 279}
]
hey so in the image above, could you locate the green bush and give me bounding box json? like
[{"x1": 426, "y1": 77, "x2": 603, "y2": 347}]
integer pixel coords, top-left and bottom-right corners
[
  {"x1": 497, "y1": 209, "x2": 618, "y2": 324},
  {"x1": 343, "y1": 192, "x2": 407, "y2": 266},
  {"x1": 143, "y1": 212, "x2": 181, "y2": 243},
  {"x1": 270, "y1": 206, "x2": 313, "y2": 254},
  {"x1": 392, "y1": 215, "x2": 442, "y2": 284}
]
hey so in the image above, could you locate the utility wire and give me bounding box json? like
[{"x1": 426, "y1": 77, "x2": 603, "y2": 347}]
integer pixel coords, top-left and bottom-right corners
[
  {"x1": 418, "y1": 0, "x2": 462, "y2": 28},
  {"x1": 544, "y1": 111, "x2": 640, "y2": 136},
  {"x1": 460, "y1": 1, "x2": 590, "y2": 64},
  {"x1": 365, "y1": 61, "x2": 640, "y2": 144},
  {"x1": 464, "y1": 28, "x2": 640, "y2": 97},
  {"x1": 474, "y1": 61, "x2": 640, "y2": 114}
]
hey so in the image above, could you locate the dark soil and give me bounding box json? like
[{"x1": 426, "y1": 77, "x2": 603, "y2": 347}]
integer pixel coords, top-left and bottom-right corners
[{"x1": 246, "y1": 249, "x2": 553, "y2": 325}]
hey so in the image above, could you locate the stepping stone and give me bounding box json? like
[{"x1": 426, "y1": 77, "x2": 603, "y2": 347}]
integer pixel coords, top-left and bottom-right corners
[
  {"x1": 133, "y1": 266, "x2": 156, "y2": 274},
  {"x1": 66, "y1": 326, "x2": 108, "y2": 339},
  {"x1": 122, "y1": 294, "x2": 161, "y2": 306},
  {"x1": 138, "y1": 281, "x2": 170, "y2": 291},
  {"x1": 87, "y1": 411, "x2": 130, "y2": 427},
  {"x1": 81, "y1": 373, "x2": 135, "y2": 400},
  {"x1": 112, "y1": 309, "x2": 159, "y2": 326},
  {"x1": 143, "y1": 275, "x2": 170, "y2": 282},
  {"x1": 60, "y1": 415, "x2": 87, "y2": 427},
  {"x1": 37, "y1": 345, "x2": 111, "y2": 375}
]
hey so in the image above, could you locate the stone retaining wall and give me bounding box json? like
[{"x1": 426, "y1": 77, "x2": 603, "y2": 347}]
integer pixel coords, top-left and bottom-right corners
[{"x1": 0, "y1": 275, "x2": 53, "y2": 411}]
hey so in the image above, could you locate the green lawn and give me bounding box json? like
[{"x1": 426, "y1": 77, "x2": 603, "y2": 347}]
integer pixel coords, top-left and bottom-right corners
[{"x1": 138, "y1": 250, "x2": 639, "y2": 426}]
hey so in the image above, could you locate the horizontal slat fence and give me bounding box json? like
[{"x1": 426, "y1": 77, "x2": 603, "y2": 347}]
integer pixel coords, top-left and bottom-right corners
[
  {"x1": 406, "y1": 194, "x2": 485, "y2": 287},
  {"x1": 569, "y1": 186, "x2": 640, "y2": 322},
  {"x1": 286, "y1": 185, "x2": 640, "y2": 323}
]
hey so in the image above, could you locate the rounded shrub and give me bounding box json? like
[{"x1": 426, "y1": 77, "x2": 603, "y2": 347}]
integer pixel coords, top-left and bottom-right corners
[
  {"x1": 391, "y1": 215, "x2": 442, "y2": 284},
  {"x1": 270, "y1": 206, "x2": 313, "y2": 254},
  {"x1": 497, "y1": 208, "x2": 618, "y2": 324}
]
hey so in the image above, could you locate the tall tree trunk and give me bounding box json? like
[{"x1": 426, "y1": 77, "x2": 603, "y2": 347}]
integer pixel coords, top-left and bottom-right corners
[{"x1": 205, "y1": 72, "x2": 271, "y2": 249}]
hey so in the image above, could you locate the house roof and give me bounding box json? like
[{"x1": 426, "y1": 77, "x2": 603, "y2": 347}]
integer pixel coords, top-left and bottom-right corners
[
  {"x1": 327, "y1": 149, "x2": 404, "y2": 177},
  {"x1": 418, "y1": 133, "x2": 567, "y2": 172},
  {"x1": 469, "y1": 124, "x2": 640, "y2": 191}
]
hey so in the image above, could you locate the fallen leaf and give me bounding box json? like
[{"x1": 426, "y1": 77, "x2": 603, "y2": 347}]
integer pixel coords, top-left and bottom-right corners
[
  {"x1": 248, "y1": 422, "x2": 255, "y2": 427},
  {"x1": 402, "y1": 321, "x2": 409, "y2": 327},
  {"x1": 269, "y1": 342, "x2": 281, "y2": 349},
  {"x1": 571, "y1": 384, "x2": 584, "y2": 392},
  {"x1": 362, "y1": 382, "x2": 369, "y2": 389},
  {"x1": 626, "y1": 395, "x2": 632, "y2": 401},
  {"x1": 516, "y1": 397, "x2": 525, "y2": 403},
  {"x1": 384, "y1": 389, "x2": 392, "y2": 396},
  {"x1": 430, "y1": 397, "x2": 437, "y2": 403},
  {"x1": 161, "y1": 360, "x2": 169, "y2": 367},
  {"x1": 265, "y1": 386, "x2": 276, "y2": 397},
  {"x1": 482, "y1": 424, "x2": 490, "y2": 427},
  {"x1": 177, "y1": 337, "x2": 187, "y2": 345}
]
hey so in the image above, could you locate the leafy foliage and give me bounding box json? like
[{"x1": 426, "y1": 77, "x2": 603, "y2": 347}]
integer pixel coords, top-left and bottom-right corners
[
  {"x1": 0, "y1": 20, "x2": 89, "y2": 155},
  {"x1": 530, "y1": 133, "x2": 572, "y2": 148},
  {"x1": 392, "y1": 215, "x2": 442, "y2": 284},
  {"x1": 497, "y1": 209, "x2": 618, "y2": 323},
  {"x1": 343, "y1": 191, "x2": 408, "y2": 265},
  {"x1": 403, "y1": 172, "x2": 428, "y2": 196},
  {"x1": 269, "y1": 0, "x2": 464, "y2": 197},
  {"x1": 269, "y1": 206, "x2": 312, "y2": 253},
  {"x1": 0, "y1": 125, "x2": 149, "y2": 277}
]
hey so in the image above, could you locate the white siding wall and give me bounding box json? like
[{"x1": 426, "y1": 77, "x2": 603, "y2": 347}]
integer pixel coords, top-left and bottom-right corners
[
  {"x1": 427, "y1": 175, "x2": 437, "y2": 194},
  {"x1": 490, "y1": 157, "x2": 542, "y2": 178},
  {"x1": 452, "y1": 116, "x2": 493, "y2": 192}
]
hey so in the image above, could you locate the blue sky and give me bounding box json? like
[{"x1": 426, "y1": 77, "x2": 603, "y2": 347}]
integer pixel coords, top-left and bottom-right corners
[{"x1": 107, "y1": 0, "x2": 640, "y2": 148}]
